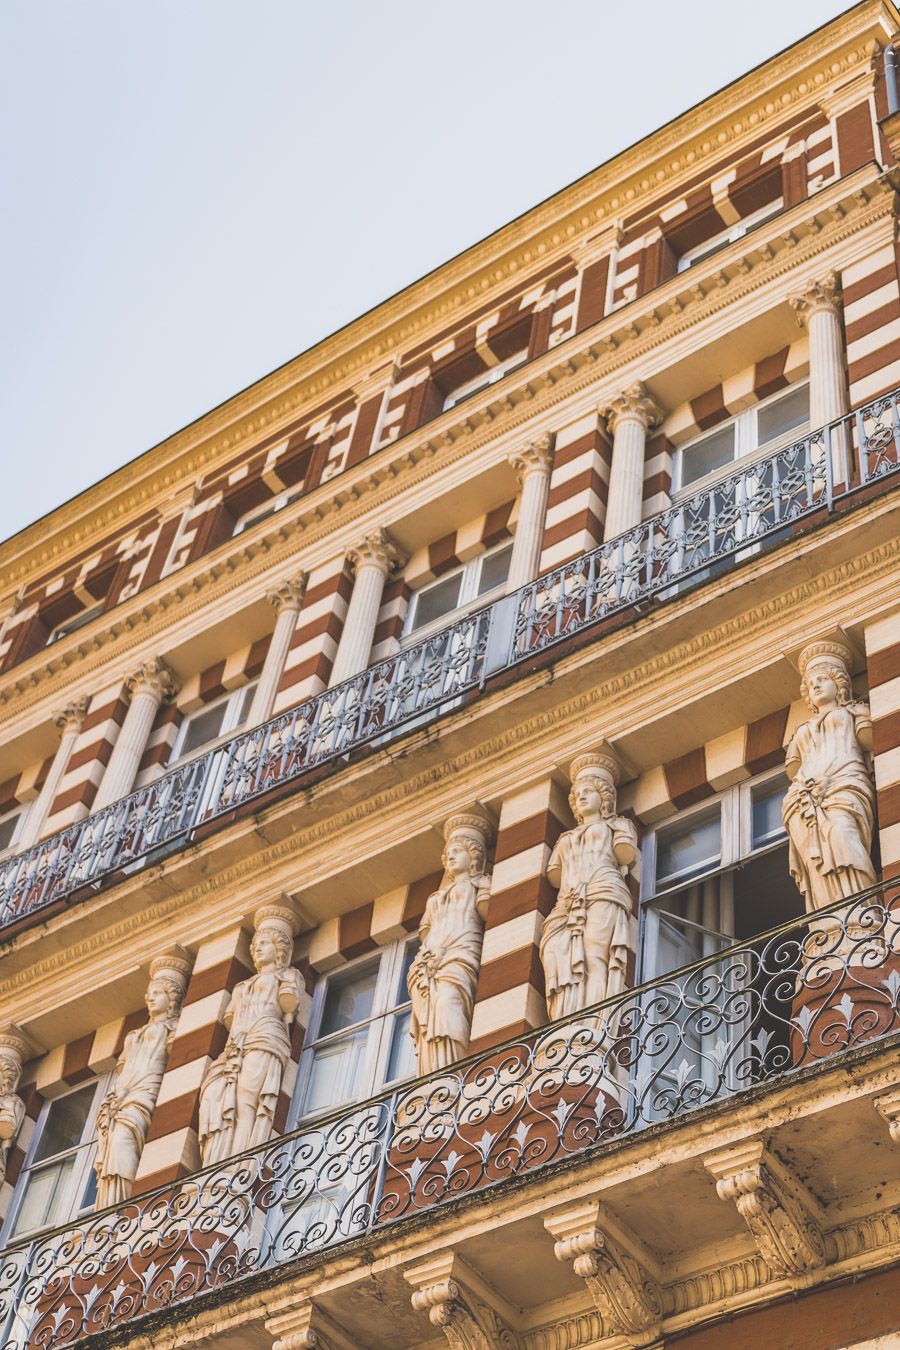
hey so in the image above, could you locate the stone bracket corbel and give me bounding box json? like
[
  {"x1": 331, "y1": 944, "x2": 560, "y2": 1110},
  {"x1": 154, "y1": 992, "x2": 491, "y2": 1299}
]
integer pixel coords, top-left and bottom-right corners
[
  {"x1": 404, "y1": 1252, "x2": 520, "y2": 1349},
  {"x1": 265, "y1": 1298, "x2": 358, "y2": 1350},
  {"x1": 874, "y1": 1087, "x2": 900, "y2": 1143},
  {"x1": 704, "y1": 1139, "x2": 826, "y2": 1285},
  {"x1": 544, "y1": 1201, "x2": 664, "y2": 1348}
]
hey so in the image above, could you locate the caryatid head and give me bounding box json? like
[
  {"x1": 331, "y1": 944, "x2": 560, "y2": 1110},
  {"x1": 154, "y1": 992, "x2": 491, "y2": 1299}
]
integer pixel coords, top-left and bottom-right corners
[
  {"x1": 568, "y1": 750, "x2": 621, "y2": 824},
  {"x1": 251, "y1": 905, "x2": 299, "y2": 971},
  {"x1": 145, "y1": 951, "x2": 192, "y2": 1028},
  {"x1": 442, "y1": 811, "x2": 492, "y2": 881},
  {"x1": 798, "y1": 640, "x2": 854, "y2": 714}
]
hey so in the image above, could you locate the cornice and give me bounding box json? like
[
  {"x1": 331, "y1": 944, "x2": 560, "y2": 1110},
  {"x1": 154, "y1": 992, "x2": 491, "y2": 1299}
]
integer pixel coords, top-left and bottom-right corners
[
  {"x1": 0, "y1": 167, "x2": 890, "y2": 728},
  {"x1": 2, "y1": 515, "x2": 897, "y2": 1009},
  {"x1": 0, "y1": 5, "x2": 894, "y2": 589}
]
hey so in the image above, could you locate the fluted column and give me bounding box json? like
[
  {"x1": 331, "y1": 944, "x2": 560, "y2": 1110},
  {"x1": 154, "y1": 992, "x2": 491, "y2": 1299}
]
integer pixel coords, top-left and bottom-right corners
[
  {"x1": 15, "y1": 697, "x2": 91, "y2": 849},
  {"x1": 790, "y1": 272, "x2": 848, "y2": 429},
  {"x1": 601, "y1": 382, "x2": 662, "y2": 540},
  {"x1": 328, "y1": 529, "x2": 405, "y2": 686},
  {"x1": 507, "y1": 434, "x2": 555, "y2": 589},
  {"x1": 246, "y1": 573, "x2": 308, "y2": 725},
  {"x1": 92, "y1": 658, "x2": 179, "y2": 811}
]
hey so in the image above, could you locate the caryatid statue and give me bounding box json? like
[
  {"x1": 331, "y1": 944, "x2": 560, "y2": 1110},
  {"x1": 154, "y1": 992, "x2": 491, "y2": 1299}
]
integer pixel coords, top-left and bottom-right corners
[
  {"x1": 94, "y1": 949, "x2": 192, "y2": 1209},
  {"x1": 198, "y1": 906, "x2": 304, "y2": 1166},
  {"x1": 782, "y1": 640, "x2": 877, "y2": 912},
  {"x1": 0, "y1": 1026, "x2": 31, "y2": 1187},
  {"x1": 540, "y1": 751, "x2": 638, "y2": 1020},
  {"x1": 408, "y1": 811, "x2": 493, "y2": 1074}
]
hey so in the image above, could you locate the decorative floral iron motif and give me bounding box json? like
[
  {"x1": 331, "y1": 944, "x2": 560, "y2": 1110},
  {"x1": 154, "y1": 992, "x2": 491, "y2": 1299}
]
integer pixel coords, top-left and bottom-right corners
[{"x1": 0, "y1": 883, "x2": 897, "y2": 1346}]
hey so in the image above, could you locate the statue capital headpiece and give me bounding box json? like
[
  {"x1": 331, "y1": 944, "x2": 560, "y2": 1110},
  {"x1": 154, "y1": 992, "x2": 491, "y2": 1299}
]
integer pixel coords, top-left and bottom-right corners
[
  {"x1": 798, "y1": 640, "x2": 853, "y2": 680},
  {"x1": 149, "y1": 948, "x2": 193, "y2": 996},
  {"x1": 569, "y1": 750, "x2": 620, "y2": 786},
  {"x1": 443, "y1": 811, "x2": 492, "y2": 849},
  {"x1": 254, "y1": 903, "x2": 300, "y2": 945}
]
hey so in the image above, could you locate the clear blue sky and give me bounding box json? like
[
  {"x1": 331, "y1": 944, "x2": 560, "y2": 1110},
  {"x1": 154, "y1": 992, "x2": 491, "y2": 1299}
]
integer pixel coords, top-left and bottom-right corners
[{"x1": 0, "y1": 1, "x2": 850, "y2": 543}]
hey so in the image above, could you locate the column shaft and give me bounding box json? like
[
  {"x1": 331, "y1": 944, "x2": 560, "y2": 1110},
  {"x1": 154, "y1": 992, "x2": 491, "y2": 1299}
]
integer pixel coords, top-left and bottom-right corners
[
  {"x1": 92, "y1": 660, "x2": 178, "y2": 811},
  {"x1": 246, "y1": 575, "x2": 307, "y2": 725},
  {"x1": 16, "y1": 699, "x2": 90, "y2": 849},
  {"x1": 601, "y1": 383, "x2": 662, "y2": 541},
  {"x1": 328, "y1": 530, "x2": 404, "y2": 687},
  {"x1": 507, "y1": 436, "x2": 554, "y2": 590}
]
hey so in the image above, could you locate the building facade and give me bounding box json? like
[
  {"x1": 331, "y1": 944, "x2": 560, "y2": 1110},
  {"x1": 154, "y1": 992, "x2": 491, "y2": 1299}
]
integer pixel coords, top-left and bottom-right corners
[{"x1": 1, "y1": 4, "x2": 900, "y2": 1346}]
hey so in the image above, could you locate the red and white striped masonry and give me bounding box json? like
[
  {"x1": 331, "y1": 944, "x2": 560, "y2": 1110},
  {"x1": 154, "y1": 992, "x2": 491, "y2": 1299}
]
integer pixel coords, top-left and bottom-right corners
[
  {"x1": 538, "y1": 412, "x2": 612, "y2": 572},
  {"x1": 865, "y1": 609, "x2": 900, "y2": 882},
  {"x1": 271, "y1": 557, "x2": 352, "y2": 713},
  {"x1": 844, "y1": 240, "x2": 900, "y2": 409},
  {"x1": 43, "y1": 679, "x2": 128, "y2": 834}
]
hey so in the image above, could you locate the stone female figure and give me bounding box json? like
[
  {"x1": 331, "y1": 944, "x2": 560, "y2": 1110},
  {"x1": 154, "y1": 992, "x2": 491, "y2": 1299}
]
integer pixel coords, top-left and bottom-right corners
[
  {"x1": 198, "y1": 907, "x2": 303, "y2": 1166},
  {"x1": 783, "y1": 640, "x2": 876, "y2": 912},
  {"x1": 540, "y1": 752, "x2": 638, "y2": 1020},
  {"x1": 94, "y1": 952, "x2": 191, "y2": 1208},
  {"x1": 408, "y1": 813, "x2": 492, "y2": 1074}
]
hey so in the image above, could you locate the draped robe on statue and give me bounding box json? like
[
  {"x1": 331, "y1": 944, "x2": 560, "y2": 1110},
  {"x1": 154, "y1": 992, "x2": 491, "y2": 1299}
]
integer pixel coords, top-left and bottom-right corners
[
  {"x1": 409, "y1": 875, "x2": 489, "y2": 1074},
  {"x1": 783, "y1": 702, "x2": 876, "y2": 912},
  {"x1": 198, "y1": 966, "x2": 303, "y2": 1165},
  {"x1": 95, "y1": 1021, "x2": 169, "y2": 1207},
  {"x1": 540, "y1": 816, "x2": 638, "y2": 1019}
]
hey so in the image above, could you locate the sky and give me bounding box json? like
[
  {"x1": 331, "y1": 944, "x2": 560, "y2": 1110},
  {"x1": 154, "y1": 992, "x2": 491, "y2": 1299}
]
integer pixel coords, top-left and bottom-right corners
[{"x1": 0, "y1": 0, "x2": 853, "y2": 544}]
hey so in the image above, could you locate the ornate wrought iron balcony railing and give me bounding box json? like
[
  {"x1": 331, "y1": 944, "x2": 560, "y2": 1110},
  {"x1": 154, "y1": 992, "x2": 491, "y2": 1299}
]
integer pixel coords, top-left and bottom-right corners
[
  {"x1": 0, "y1": 882, "x2": 897, "y2": 1347},
  {"x1": 1, "y1": 390, "x2": 899, "y2": 938}
]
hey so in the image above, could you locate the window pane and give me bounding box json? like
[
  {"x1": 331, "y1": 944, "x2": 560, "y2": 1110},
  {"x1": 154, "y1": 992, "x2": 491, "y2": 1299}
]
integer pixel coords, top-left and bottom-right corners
[
  {"x1": 410, "y1": 573, "x2": 463, "y2": 630},
  {"x1": 11, "y1": 1156, "x2": 76, "y2": 1236},
  {"x1": 0, "y1": 811, "x2": 20, "y2": 852},
  {"x1": 385, "y1": 1010, "x2": 416, "y2": 1083},
  {"x1": 680, "y1": 425, "x2": 736, "y2": 487},
  {"x1": 756, "y1": 385, "x2": 809, "y2": 446},
  {"x1": 476, "y1": 543, "x2": 513, "y2": 596},
  {"x1": 752, "y1": 781, "x2": 788, "y2": 850},
  {"x1": 179, "y1": 703, "x2": 228, "y2": 758},
  {"x1": 234, "y1": 683, "x2": 258, "y2": 727},
  {"x1": 303, "y1": 1028, "x2": 369, "y2": 1114},
  {"x1": 656, "y1": 811, "x2": 721, "y2": 888},
  {"x1": 319, "y1": 963, "x2": 379, "y2": 1037},
  {"x1": 396, "y1": 942, "x2": 419, "y2": 1002},
  {"x1": 32, "y1": 1086, "x2": 96, "y2": 1163}
]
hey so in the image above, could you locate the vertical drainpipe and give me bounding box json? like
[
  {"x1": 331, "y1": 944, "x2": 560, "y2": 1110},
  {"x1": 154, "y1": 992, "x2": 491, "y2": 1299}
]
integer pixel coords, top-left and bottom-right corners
[{"x1": 885, "y1": 43, "x2": 899, "y2": 116}]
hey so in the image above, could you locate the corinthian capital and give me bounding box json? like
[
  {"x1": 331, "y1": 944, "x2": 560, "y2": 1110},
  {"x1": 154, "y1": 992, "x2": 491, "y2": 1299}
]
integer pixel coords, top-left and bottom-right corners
[
  {"x1": 346, "y1": 528, "x2": 405, "y2": 578},
  {"x1": 53, "y1": 695, "x2": 91, "y2": 735},
  {"x1": 126, "y1": 657, "x2": 179, "y2": 704},
  {"x1": 790, "y1": 271, "x2": 841, "y2": 326},
  {"x1": 601, "y1": 381, "x2": 663, "y2": 435},
  {"x1": 266, "y1": 572, "x2": 308, "y2": 616},
  {"x1": 509, "y1": 432, "x2": 554, "y2": 483}
]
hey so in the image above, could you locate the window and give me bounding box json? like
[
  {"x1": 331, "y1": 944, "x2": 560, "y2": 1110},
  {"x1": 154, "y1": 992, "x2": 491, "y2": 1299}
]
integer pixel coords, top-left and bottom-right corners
[
  {"x1": 0, "y1": 803, "x2": 29, "y2": 854},
  {"x1": 5, "y1": 1080, "x2": 106, "y2": 1240},
  {"x1": 291, "y1": 939, "x2": 418, "y2": 1122},
  {"x1": 45, "y1": 604, "x2": 105, "y2": 647},
  {"x1": 233, "y1": 488, "x2": 304, "y2": 536},
  {"x1": 675, "y1": 383, "x2": 810, "y2": 492},
  {"x1": 676, "y1": 198, "x2": 784, "y2": 273},
  {"x1": 169, "y1": 682, "x2": 258, "y2": 765},
  {"x1": 442, "y1": 351, "x2": 528, "y2": 411},
  {"x1": 640, "y1": 768, "x2": 800, "y2": 981},
  {"x1": 404, "y1": 541, "x2": 514, "y2": 639}
]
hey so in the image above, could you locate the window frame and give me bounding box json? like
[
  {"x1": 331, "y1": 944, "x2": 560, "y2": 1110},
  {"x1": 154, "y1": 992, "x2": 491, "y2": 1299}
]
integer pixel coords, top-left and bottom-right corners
[
  {"x1": 289, "y1": 936, "x2": 418, "y2": 1127},
  {"x1": 672, "y1": 381, "x2": 811, "y2": 496},
  {"x1": 232, "y1": 488, "x2": 304, "y2": 537},
  {"x1": 0, "y1": 801, "x2": 32, "y2": 857},
  {"x1": 168, "y1": 681, "x2": 259, "y2": 767},
  {"x1": 402, "y1": 539, "x2": 515, "y2": 645},
  {"x1": 45, "y1": 603, "x2": 106, "y2": 648},
  {"x1": 2, "y1": 1076, "x2": 110, "y2": 1242},
  {"x1": 441, "y1": 350, "x2": 528, "y2": 412},
  {"x1": 676, "y1": 197, "x2": 785, "y2": 273}
]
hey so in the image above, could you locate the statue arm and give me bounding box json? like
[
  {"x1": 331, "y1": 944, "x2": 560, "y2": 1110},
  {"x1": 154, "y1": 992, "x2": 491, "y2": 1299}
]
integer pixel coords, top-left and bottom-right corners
[
  {"x1": 851, "y1": 702, "x2": 873, "y2": 753},
  {"x1": 546, "y1": 840, "x2": 562, "y2": 890},
  {"x1": 475, "y1": 877, "x2": 492, "y2": 922},
  {"x1": 611, "y1": 816, "x2": 638, "y2": 867},
  {"x1": 277, "y1": 968, "x2": 303, "y2": 1018},
  {"x1": 785, "y1": 730, "x2": 801, "y2": 781}
]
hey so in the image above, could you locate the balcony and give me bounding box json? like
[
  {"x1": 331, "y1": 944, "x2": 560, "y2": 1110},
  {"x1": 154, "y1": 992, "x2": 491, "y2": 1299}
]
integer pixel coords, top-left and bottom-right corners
[
  {"x1": 0, "y1": 881, "x2": 897, "y2": 1346},
  {"x1": 0, "y1": 388, "x2": 899, "y2": 944}
]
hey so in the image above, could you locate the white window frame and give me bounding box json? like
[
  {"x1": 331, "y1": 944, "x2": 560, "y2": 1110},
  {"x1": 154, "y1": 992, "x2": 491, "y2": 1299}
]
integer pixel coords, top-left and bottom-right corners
[
  {"x1": 289, "y1": 937, "x2": 418, "y2": 1128},
  {"x1": 442, "y1": 350, "x2": 528, "y2": 412},
  {"x1": 0, "y1": 802, "x2": 32, "y2": 858},
  {"x1": 403, "y1": 540, "x2": 515, "y2": 645},
  {"x1": 672, "y1": 381, "x2": 810, "y2": 497},
  {"x1": 639, "y1": 766, "x2": 790, "y2": 975},
  {"x1": 45, "y1": 603, "x2": 105, "y2": 647},
  {"x1": 676, "y1": 197, "x2": 784, "y2": 273},
  {"x1": 232, "y1": 487, "x2": 304, "y2": 536},
  {"x1": 168, "y1": 681, "x2": 258, "y2": 767},
  {"x1": 2, "y1": 1076, "x2": 110, "y2": 1243}
]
